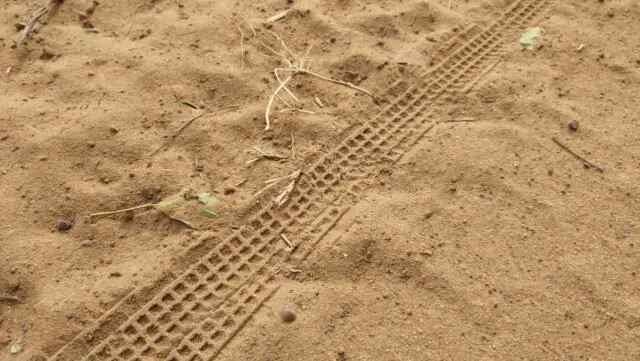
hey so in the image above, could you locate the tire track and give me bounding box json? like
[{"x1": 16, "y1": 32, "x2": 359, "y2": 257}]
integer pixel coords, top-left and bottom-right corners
[{"x1": 48, "y1": 1, "x2": 554, "y2": 359}]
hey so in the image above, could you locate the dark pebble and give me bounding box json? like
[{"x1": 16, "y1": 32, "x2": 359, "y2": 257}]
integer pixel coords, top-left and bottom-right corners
[
  {"x1": 56, "y1": 219, "x2": 73, "y2": 231},
  {"x1": 278, "y1": 309, "x2": 296, "y2": 323},
  {"x1": 568, "y1": 119, "x2": 579, "y2": 131}
]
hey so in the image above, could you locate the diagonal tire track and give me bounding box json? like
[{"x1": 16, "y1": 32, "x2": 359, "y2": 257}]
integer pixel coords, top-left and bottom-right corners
[{"x1": 48, "y1": 1, "x2": 554, "y2": 360}]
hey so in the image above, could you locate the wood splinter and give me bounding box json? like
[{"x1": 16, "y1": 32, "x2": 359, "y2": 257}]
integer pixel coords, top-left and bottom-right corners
[{"x1": 280, "y1": 233, "x2": 298, "y2": 252}]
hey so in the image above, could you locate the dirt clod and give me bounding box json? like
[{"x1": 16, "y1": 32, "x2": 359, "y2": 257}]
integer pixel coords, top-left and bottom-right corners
[
  {"x1": 40, "y1": 47, "x2": 56, "y2": 61},
  {"x1": 278, "y1": 309, "x2": 296, "y2": 323},
  {"x1": 55, "y1": 219, "x2": 73, "y2": 231}
]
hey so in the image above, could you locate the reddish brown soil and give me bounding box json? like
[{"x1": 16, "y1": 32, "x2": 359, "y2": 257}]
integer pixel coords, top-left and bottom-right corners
[{"x1": 1, "y1": 0, "x2": 639, "y2": 360}]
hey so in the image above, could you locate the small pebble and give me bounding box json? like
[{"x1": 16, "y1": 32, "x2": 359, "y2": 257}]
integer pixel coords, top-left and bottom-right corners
[
  {"x1": 278, "y1": 309, "x2": 296, "y2": 323},
  {"x1": 568, "y1": 119, "x2": 579, "y2": 131},
  {"x1": 56, "y1": 219, "x2": 73, "y2": 231}
]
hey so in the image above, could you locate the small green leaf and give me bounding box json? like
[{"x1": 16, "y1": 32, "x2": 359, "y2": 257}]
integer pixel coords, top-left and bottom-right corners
[
  {"x1": 10, "y1": 342, "x2": 23, "y2": 354},
  {"x1": 197, "y1": 193, "x2": 217, "y2": 205},
  {"x1": 198, "y1": 209, "x2": 221, "y2": 219},
  {"x1": 520, "y1": 27, "x2": 544, "y2": 49}
]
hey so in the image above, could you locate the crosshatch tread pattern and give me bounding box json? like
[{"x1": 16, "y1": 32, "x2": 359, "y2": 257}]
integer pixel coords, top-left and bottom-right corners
[{"x1": 48, "y1": 1, "x2": 554, "y2": 360}]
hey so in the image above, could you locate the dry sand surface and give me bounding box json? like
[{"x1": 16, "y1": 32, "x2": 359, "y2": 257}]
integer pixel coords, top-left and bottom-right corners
[{"x1": 1, "y1": 0, "x2": 640, "y2": 360}]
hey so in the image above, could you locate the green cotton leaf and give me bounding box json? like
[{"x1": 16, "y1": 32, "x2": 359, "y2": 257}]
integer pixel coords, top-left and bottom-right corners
[
  {"x1": 10, "y1": 342, "x2": 23, "y2": 354},
  {"x1": 197, "y1": 193, "x2": 217, "y2": 205},
  {"x1": 198, "y1": 209, "x2": 221, "y2": 219},
  {"x1": 520, "y1": 27, "x2": 544, "y2": 49}
]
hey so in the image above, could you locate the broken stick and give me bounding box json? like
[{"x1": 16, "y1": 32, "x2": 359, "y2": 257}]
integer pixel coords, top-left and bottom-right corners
[
  {"x1": 19, "y1": 0, "x2": 64, "y2": 45},
  {"x1": 551, "y1": 137, "x2": 604, "y2": 172}
]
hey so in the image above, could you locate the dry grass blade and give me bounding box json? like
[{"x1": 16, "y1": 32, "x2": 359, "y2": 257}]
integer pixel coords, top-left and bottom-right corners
[
  {"x1": 295, "y1": 68, "x2": 379, "y2": 104},
  {"x1": 278, "y1": 108, "x2": 315, "y2": 114},
  {"x1": 265, "y1": 74, "x2": 294, "y2": 130},
  {"x1": 90, "y1": 204, "x2": 155, "y2": 218},
  {"x1": 149, "y1": 104, "x2": 239, "y2": 156},
  {"x1": 234, "y1": 6, "x2": 256, "y2": 37},
  {"x1": 150, "y1": 111, "x2": 211, "y2": 156},
  {"x1": 255, "y1": 169, "x2": 302, "y2": 207},
  {"x1": 266, "y1": 9, "x2": 290, "y2": 23},
  {"x1": 236, "y1": 24, "x2": 246, "y2": 70},
  {"x1": 274, "y1": 169, "x2": 302, "y2": 207}
]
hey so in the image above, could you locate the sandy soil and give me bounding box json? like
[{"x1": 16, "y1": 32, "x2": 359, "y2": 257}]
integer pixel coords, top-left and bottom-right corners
[{"x1": 1, "y1": 0, "x2": 639, "y2": 360}]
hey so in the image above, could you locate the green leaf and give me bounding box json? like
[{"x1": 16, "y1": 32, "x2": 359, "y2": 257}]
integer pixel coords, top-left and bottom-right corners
[
  {"x1": 10, "y1": 342, "x2": 23, "y2": 354},
  {"x1": 519, "y1": 27, "x2": 545, "y2": 49},
  {"x1": 198, "y1": 209, "x2": 221, "y2": 219},
  {"x1": 197, "y1": 193, "x2": 217, "y2": 205}
]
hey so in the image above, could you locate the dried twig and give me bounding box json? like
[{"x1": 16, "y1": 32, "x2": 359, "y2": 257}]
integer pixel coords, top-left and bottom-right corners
[
  {"x1": 19, "y1": 0, "x2": 64, "y2": 45},
  {"x1": 247, "y1": 147, "x2": 287, "y2": 164},
  {"x1": 0, "y1": 295, "x2": 23, "y2": 303},
  {"x1": 551, "y1": 137, "x2": 604, "y2": 172},
  {"x1": 150, "y1": 105, "x2": 238, "y2": 156},
  {"x1": 259, "y1": 31, "x2": 379, "y2": 130}
]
